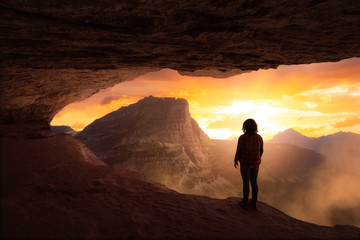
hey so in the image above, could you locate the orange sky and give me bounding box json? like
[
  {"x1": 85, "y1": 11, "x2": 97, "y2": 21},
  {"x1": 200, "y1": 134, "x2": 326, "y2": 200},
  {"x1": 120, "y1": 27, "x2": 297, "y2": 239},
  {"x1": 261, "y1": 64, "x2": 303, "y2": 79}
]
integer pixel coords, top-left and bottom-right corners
[{"x1": 51, "y1": 58, "x2": 360, "y2": 140}]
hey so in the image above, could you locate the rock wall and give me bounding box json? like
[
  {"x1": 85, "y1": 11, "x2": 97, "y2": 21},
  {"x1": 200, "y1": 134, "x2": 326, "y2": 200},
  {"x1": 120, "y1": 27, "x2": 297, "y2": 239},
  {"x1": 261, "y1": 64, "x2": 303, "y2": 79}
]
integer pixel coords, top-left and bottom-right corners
[{"x1": 1, "y1": 0, "x2": 360, "y2": 124}]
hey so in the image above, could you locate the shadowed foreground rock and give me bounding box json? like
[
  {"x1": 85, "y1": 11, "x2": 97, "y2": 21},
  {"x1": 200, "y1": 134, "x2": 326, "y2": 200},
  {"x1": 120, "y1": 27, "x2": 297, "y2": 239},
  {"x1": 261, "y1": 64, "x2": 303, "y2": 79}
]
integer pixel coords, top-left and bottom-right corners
[{"x1": 1, "y1": 127, "x2": 359, "y2": 239}]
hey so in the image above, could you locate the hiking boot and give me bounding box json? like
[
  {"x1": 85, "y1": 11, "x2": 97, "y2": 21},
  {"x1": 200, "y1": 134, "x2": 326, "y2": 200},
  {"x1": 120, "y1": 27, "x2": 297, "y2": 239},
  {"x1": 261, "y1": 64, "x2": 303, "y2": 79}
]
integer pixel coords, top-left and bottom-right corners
[
  {"x1": 250, "y1": 200, "x2": 257, "y2": 211},
  {"x1": 238, "y1": 199, "x2": 249, "y2": 210}
]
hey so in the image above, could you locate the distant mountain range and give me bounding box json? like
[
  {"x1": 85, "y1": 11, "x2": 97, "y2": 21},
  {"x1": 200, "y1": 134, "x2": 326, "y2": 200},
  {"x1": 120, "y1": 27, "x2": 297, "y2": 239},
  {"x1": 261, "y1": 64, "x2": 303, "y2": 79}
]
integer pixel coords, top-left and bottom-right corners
[
  {"x1": 270, "y1": 128, "x2": 360, "y2": 152},
  {"x1": 270, "y1": 128, "x2": 360, "y2": 173},
  {"x1": 50, "y1": 125, "x2": 77, "y2": 136}
]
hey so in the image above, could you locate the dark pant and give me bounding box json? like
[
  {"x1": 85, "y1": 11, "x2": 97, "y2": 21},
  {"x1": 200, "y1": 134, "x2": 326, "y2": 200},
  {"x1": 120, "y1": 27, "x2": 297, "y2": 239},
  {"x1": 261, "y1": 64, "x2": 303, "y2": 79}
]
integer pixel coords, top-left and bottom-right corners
[{"x1": 240, "y1": 164, "x2": 259, "y2": 202}]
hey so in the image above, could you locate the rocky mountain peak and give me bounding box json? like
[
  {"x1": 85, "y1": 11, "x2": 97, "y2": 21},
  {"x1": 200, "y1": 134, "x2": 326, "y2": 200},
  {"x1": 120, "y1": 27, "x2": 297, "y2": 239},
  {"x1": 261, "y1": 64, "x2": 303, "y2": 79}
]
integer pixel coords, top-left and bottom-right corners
[
  {"x1": 78, "y1": 96, "x2": 209, "y2": 144},
  {"x1": 76, "y1": 96, "x2": 216, "y2": 195},
  {"x1": 272, "y1": 128, "x2": 303, "y2": 138},
  {"x1": 113, "y1": 95, "x2": 189, "y2": 121},
  {"x1": 270, "y1": 128, "x2": 314, "y2": 147}
]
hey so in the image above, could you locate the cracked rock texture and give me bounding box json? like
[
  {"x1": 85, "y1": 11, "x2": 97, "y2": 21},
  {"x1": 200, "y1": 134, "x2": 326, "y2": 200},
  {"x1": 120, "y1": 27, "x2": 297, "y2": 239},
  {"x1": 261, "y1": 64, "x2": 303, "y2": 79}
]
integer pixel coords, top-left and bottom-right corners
[{"x1": 1, "y1": 0, "x2": 360, "y2": 124}]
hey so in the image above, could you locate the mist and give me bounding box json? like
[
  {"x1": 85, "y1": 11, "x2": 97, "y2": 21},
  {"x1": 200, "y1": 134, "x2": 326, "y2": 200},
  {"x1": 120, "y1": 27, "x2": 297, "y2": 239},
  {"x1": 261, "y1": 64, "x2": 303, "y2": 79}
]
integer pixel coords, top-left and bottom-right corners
[
  {"x1": 133, "y1": 137, "x2": 360, "y2": 227},
  {"x1": 210, "y1": 137, "x2": 360, "y2": 227},
  {"x1": 280, "y1": 140, "x2": 360, "y2": 227}
]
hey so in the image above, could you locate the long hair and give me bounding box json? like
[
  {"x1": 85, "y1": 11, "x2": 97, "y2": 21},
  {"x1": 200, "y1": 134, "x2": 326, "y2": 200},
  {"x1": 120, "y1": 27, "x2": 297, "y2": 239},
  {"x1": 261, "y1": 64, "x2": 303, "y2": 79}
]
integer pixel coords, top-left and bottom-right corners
[{"x1": 242, "y1": 118, "x2": 258, "y2": 134}]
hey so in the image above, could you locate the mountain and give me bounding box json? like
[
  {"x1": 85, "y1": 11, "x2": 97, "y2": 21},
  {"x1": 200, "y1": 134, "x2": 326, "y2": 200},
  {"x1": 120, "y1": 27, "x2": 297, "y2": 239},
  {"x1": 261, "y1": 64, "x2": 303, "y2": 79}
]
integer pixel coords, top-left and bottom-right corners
[
  {"x1": 270, "y1": 128, "x2": 360, "y2": 172},
  {"x1": 77, "y1": 96, "x2": 210, "y2": 145},
  {"x1": 76, "y1": 96, "x2": 235, "y2": 197},
  {"x1": 270, "y1": 128, "x2": 360, "y2": 153},
  {"x1": 50, "y1": 125, "x2": 77, "y2": 136},
  {"x1": 270, "y1": 128, "x2": 318, "y2": 149}
]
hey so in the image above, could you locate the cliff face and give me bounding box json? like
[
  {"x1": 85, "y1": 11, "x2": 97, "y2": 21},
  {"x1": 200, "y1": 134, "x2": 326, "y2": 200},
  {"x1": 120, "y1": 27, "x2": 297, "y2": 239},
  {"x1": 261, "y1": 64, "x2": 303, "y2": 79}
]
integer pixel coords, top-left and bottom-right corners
[
  {"x1": 76, "y1": 96, "x2": 229, "y2": 196},
  {"x1": 1, "y1": 1, "x2": 360, "y2": 124},
  {"x1": 77, "y1": 96, "x2": 211, "y2": 163},
  {"x1": 78, "y1": 96, "x2": 209, "y2": 146}
]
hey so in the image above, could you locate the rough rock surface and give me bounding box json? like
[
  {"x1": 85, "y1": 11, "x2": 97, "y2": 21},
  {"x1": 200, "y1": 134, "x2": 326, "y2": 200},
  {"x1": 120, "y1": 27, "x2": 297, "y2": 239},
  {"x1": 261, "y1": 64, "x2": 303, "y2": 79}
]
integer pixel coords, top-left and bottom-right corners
[
  {"x1": 76, "y1": 97, "x2": 212, "y2": 166},
  {"x1": 2, "y1": 131, "x2": 359, "y2": 239},
  {"x1": 77, "y1": 96, "x2": 210, "y2": 147},
  {"x1": 1, "y1": 0, "x2": 360, "y2": 123},
  {"x1": 0, "y1": 67, "x2": 158, "y2": 124}
]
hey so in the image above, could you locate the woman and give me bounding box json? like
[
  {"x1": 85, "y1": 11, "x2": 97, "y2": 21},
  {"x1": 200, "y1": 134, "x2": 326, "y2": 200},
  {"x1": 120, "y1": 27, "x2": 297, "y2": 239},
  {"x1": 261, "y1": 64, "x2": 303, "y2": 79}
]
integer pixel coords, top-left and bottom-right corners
[{"x1": 234, "y1": 119, "x2": 263, "y2": 210}]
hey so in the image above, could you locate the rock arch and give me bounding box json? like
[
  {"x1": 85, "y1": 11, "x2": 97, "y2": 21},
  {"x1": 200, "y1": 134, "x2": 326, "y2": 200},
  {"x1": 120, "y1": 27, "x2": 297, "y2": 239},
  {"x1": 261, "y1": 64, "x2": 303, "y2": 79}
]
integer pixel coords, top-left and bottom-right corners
[{"x1": 1, "y1": 0, "x2": 360, "y2": 125}]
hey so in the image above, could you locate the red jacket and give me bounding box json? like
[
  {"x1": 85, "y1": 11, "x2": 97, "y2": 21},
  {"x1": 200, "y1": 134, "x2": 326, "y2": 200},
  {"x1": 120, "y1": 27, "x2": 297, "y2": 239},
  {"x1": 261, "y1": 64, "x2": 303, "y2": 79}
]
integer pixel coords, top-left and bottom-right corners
[{"x1": 234, "y1": 133, "x2": 263, "y2": 166}]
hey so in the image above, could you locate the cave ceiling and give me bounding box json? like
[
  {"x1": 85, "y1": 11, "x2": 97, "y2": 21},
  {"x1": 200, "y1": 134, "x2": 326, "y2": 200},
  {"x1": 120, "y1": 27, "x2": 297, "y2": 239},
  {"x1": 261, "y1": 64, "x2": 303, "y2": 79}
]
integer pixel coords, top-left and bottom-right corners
[{"x1": 1, "y1": 0, "x2": 360, "y2": 124}]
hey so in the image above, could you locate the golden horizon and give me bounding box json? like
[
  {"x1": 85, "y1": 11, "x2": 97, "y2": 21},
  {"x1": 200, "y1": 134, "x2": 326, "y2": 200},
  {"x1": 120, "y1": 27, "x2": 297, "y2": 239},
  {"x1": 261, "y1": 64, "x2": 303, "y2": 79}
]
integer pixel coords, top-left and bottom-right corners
[{"x1": 51, "y1": 58, "x2": 360, "y2": 140}]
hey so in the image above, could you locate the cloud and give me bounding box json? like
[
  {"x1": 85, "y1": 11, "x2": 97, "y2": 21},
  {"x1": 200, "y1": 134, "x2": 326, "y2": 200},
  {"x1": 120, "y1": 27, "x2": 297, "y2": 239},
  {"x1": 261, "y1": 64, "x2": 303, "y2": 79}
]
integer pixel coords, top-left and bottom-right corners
[
  {"x1": 71, "y1": 122, "x2": 86, "y2": 131},
  {"x1": 334, "y1": 117, "x2": 360, "y2": 128},
  {"x1": 100, "y1": 95, "x2": 129, "y2": 105},
  {"x1": 297, "y1": 83, "x2": 360, "y2": 98},
  {"x1": 207, "y1": 117, "x2": 245, "y2": 131},
  {"x1": 292, "y1": 126, "x2": 326, "y2": 136},
  {"x1": 303, "y1": 102, "x2": 318, "y2": 108}
]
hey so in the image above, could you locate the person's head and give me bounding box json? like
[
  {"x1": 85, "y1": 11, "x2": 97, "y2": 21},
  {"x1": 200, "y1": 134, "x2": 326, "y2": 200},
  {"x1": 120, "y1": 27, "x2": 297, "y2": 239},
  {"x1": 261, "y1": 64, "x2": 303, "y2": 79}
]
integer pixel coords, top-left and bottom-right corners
[{"x1": 242, "y1": 118, "x2": 258, "y2": 134}]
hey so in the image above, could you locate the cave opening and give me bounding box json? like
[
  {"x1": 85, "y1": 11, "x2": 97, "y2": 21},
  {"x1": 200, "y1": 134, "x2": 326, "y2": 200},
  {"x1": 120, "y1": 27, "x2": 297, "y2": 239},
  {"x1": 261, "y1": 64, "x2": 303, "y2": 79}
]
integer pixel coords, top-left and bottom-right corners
[
  {"x1": 51, "y1": 57, "x2": 360, "y2": 139},
  {"x1": 2, "y1": 1, "x2": 360, "y2": 238},
  {"x1": 49, "y1": 58, "x2": 360, "y2": 228}
]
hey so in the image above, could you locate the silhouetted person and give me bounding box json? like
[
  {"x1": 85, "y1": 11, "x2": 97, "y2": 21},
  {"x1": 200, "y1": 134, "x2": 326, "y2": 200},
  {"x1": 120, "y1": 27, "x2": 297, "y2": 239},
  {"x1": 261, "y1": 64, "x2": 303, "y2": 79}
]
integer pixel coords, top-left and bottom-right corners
[{"x1": 234, "y1": 119, "x2": 263, "y2": 211}]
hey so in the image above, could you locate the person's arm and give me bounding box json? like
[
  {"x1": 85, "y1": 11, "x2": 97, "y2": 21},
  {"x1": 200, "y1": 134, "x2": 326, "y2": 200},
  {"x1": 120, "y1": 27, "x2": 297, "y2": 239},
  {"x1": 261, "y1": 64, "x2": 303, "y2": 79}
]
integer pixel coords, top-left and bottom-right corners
[
  {"x1": 234, "y1": 137, "x2": 242, "y2": 168},
  {"x1": 260, "y1": 136, "x2": 264, "y2": 157}
]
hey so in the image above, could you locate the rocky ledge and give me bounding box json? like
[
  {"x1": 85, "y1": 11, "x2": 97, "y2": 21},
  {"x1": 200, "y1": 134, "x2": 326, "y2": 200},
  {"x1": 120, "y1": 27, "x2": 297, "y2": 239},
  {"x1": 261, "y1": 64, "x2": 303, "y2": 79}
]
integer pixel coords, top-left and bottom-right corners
[{"x1": 1, "y1": 131, "x2": 359, "y2": 239}]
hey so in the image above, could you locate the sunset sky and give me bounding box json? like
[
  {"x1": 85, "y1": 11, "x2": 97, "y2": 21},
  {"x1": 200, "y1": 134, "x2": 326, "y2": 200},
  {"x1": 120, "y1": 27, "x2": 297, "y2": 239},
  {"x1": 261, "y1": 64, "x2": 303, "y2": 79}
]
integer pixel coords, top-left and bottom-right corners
[{"x1": 51, "y1": 58, "x2": 360, "y2": 140}]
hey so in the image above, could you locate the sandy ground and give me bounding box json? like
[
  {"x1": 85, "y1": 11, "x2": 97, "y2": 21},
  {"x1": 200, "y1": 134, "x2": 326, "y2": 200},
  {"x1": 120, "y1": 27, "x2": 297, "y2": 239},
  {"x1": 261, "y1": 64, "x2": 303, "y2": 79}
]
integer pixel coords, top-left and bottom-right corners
[{"x1": 1, "y1": 128, "x2": 359, "y2": 239}]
